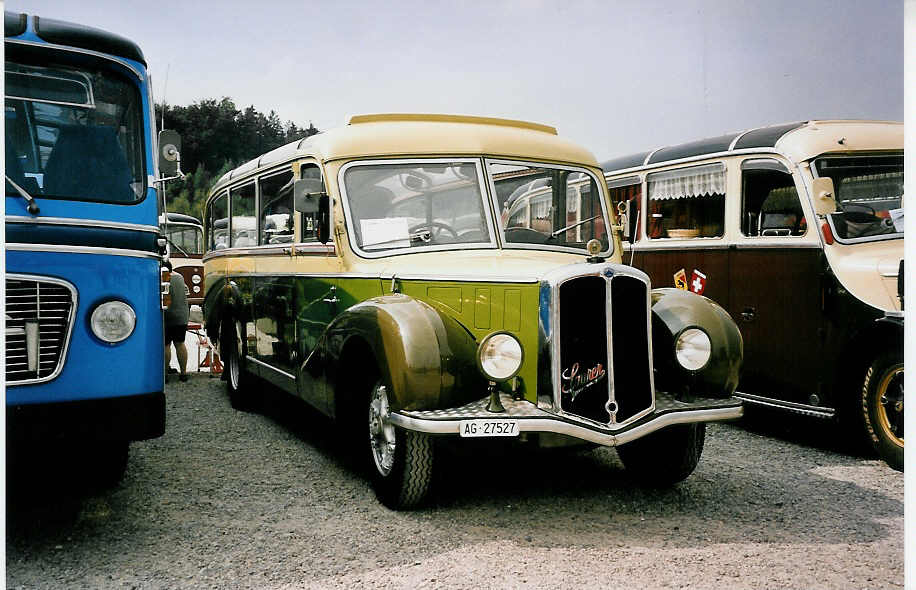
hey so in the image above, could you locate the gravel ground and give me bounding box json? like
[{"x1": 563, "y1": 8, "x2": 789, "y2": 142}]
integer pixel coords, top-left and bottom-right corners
[{"x1": 6, "y1": 373, "x2": 904, "y2": 589}]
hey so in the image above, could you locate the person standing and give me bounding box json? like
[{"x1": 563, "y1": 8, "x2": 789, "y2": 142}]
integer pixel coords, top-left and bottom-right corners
[{"x1": 163, "y1": 260, "x2": 190, "y2": 382}]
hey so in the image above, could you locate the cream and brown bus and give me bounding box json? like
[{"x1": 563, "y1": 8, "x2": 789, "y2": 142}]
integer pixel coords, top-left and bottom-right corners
[{"x1": 603, "y1": 120, "x2": 904, "y2": 470}]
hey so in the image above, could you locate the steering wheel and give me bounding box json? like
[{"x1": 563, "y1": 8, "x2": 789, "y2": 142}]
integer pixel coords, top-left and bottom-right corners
[
  {"x1": 409, "y1": 221, "x2": 458, "y2": 243},
  {"x1": 842, "y1": 202, "x2": 877, "y2": 216}
]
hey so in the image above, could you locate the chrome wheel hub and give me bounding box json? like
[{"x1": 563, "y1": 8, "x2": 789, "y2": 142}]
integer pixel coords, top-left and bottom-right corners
[{"x1": 369, "y1": 384, "x2": 396, "y2": 476}]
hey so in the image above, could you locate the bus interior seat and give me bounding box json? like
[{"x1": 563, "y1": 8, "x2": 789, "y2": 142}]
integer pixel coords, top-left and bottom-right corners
[{"x1": 42, "y1": 125, "x2": 133, "y2": 201}]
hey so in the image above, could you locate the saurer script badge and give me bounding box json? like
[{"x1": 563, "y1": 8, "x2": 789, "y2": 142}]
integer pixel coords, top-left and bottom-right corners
[{"x1": 561, "y1": 362, "x2": 607, "y2": 401}]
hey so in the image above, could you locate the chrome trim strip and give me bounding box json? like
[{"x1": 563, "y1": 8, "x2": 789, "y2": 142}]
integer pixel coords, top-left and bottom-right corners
[
  {"x1": 389, "y1": 404, "x2": 743, "y2": 446},
  {"x1": 246, "y1": 356, "x2": 296, "y2": 381},
  {"x1": 643, "y1": 146, "x2": 665, "y2": 166},
  {"x1": 202, "y1": 243, "x2": 336, "y2": 262},
  {"x1": 6, "y1": 243, "x2": 162, "y2": 260},
  {"x1": 728, "y1": 128, "x2": 756, "y2": 151},
  {"x1": 6, "y1": 39, "x2": 144, "y2": 79},
  {"x1": 734, "y1": 392, "x2": 835, "y2": 418},
  {"x1": 5, "y1": 273, "x2": 79, "y2": 386},
  {"x1": 6, "y1": 216, "x2": 160, "y2": 233}
]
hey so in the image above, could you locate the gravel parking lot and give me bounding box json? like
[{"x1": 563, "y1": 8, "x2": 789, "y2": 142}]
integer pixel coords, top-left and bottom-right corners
[{"x1": 7, "y1": 373, "x2": 904, "y2": 589}]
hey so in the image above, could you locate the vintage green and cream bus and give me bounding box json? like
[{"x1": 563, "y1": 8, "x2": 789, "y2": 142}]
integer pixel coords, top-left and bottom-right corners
[
  {"x1": 203, "y1": 114, "x2": 744, "y2": 508},
  {"x1": 603, "y1": 120, "x2": 904, "y2": 471}
]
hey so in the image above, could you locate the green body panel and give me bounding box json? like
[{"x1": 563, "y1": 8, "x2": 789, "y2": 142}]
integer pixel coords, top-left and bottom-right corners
[
  {"x1": 329, "y1": 276, "x2": 540, "y2": 405},
  {"x1": 394, "y1": 280, "x2": 540, "y2": 404}
]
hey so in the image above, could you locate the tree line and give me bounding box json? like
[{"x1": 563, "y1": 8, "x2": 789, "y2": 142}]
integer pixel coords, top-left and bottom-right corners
[{"x1": 155, "y1": 98, "x2": 319, "y2": 221}]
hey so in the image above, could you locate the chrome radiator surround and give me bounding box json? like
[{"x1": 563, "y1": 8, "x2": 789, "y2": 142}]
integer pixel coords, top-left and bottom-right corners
[{"x1": 5, "y1": 274, "x2": 78, "y2": 385}]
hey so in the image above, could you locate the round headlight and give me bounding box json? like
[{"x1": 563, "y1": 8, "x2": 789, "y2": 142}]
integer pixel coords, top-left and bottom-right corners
[
  {"x1": 90, "y1": 301, "x2": 136, "y2": 343},
  {"x1": 477, "y1": 332, "x2": 523, "y2": 382},
  {"x1": 675, "y1": 328, "x2": 711, "y2": 371},
  {"x1": 191, "y1": 274, "x2": 202, "y2": 285}
]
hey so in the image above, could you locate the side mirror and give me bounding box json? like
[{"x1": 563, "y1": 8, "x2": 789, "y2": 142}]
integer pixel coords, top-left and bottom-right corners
[
  {"x1": 616, "y1": 200, "x2": 635, "y2": 243},
  {"x1": 294, "y1": 178, "x2": 331, "y2": 245},
  {"x1": 294, "y1": 178, "x2": 325, "y2": 213},
  {"x1": 811, "y1": 177, "x2": 837, "y2": 216},
  {"x1": 158, "y1": 130, "x2": 182, "y2": 178}
]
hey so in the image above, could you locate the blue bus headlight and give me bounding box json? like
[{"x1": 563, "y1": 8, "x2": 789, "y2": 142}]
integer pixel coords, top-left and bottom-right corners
[
  {"x1": 675, "y1": 327, "x2": 711, "y2": 371},
  {"x1": 477, "y1": 332, "x2": 523, "y2": 382},
  {"x1": 90, "y1": 300, "x2": 137, "y2": 343}
]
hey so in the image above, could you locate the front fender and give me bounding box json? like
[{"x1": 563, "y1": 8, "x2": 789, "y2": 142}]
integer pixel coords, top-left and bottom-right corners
[
  {"x1": 203, "y1": 276, "x2": 243, "y2": 352},
  {"x1": 650, "y1": 288, "x2": 743, "y2": 398},
  {"x1": 325, "y1": 294, "x2": 486, "y2": 411}
]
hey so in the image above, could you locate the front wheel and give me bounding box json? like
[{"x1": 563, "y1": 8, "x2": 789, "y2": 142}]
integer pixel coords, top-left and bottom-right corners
[
  {"x1": 616, "y1": 422, "x2": 706, "y2": 486},
  {"x1": 224, "y1": 321, "x2": 255, "y2": 411},
  {"x1": 861, "y1": 351, "x2": 904, "y2": 471},
  {"x1": 367, "y1": 381, "x2": 433, "y2": 509}
]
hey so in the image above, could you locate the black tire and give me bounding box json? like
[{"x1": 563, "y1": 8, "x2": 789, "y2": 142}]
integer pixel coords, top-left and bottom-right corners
[
  {"x1": 616, "y1": 422, "x2": 706, "y2": 486},
  {"x1": 861, "y1": 351, "x2": 904, "y2": 471},
  {"x1": 367, "y1": 380, "x2": 433, "y2": 509},
  {"x1": 83, "y1": 440, "x2": 129, "y2": 489},
  {"x1": 224, "y1": 321, "x2": 255, "y2": 411}
]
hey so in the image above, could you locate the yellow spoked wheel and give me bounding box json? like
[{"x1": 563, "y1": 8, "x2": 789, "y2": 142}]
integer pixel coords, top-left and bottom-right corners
[{"x1": 862, "y1": 352, "x2": 903, "y2": 471}]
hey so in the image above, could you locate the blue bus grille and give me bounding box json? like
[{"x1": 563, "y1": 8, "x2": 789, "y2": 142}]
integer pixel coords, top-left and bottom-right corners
[{"x1": 5, "y1": 277, "x2": 76, "y2": 384}]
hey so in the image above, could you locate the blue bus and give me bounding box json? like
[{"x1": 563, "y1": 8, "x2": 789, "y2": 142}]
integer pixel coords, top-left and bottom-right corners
[{"x1": 5, "y1": 11, "x2": 166, "y2": 483}]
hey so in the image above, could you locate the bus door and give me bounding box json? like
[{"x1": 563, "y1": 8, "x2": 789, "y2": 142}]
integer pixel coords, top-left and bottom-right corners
[{"x1": 727, "y1": 159, "x2": 823, "y2": 405}]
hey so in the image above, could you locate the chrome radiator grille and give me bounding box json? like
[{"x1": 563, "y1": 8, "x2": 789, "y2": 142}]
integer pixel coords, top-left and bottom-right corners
[
  {"x1": 5, "y1": 275, "x2": 76, "y2": 384},
  {"x1": 556, "y1": 268, "x2": 653, "y2": 428}
]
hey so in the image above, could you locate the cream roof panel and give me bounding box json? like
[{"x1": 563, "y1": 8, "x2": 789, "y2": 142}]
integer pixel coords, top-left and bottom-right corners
[
  {"x1": 210, "y1": 114, "x2": 599, "y2": 195},
  {"x1": 776, "y1": 120, "x2": 903, "y2": 163},
  {"x1": 306, "y1": 114, "x2": 596, "y2": 165}
]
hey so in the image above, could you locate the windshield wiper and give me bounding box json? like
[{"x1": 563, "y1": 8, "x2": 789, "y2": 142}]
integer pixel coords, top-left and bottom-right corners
[
  {"x1": 5, "y1": 175, "x2": 40, "y2": 215},
  {"x1": 550, "y1": 215, "x2": 599, "y2": 238}
]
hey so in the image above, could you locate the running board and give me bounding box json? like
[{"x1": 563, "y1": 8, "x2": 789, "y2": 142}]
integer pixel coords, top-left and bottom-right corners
[{"x1": 734, "y1": 392, "x2": 835, "y2": 419}]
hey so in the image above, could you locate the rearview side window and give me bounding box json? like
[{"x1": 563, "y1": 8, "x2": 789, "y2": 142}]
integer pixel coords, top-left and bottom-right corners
[
  {"x1": 207, "y1": 191, "x2": 228, "y2": 250},
  {"x1": 647, "y1": 163, "x2": 725, "y2": 239},
  {"x1": 741, "y1": 159, "x2": 806, "y2": 237}
]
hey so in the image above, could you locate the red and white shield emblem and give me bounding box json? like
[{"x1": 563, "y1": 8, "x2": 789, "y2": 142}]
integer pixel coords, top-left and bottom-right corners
[{"x1": 689, "y1": 269, "x2": 707, "y2": 295}]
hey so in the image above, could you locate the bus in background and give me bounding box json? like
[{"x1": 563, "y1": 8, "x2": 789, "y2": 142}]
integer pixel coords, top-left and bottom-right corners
[
  {"x1": 160, "y1": 212, "x2": 205, "y2": 306},
  {"x1": 602, "y1": 120, "x2": 903, "y2": 471},
  {"x1": 5, "y1": 11, "x2": 168, "y2": 483}
]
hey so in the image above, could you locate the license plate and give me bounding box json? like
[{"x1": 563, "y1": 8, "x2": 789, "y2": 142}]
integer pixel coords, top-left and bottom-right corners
[{"x1": 459, "y1": 419, "x2": 519, "y2": 438}]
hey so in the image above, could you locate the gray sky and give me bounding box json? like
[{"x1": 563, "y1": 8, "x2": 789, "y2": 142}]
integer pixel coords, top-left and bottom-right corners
[{"x1": 8, "y1": 0, "x2": 904, "y2": 162}]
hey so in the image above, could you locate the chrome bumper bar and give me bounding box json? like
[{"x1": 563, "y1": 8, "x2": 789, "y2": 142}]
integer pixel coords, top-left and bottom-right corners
[{"x1": 389, "y1": 391, "x2": 743, "y2": 447}]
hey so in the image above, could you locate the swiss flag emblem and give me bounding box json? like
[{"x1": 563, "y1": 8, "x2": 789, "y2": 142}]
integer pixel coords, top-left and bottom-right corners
[{"x1": 689, "y1": 270, "x2": 707, "y2": 295}]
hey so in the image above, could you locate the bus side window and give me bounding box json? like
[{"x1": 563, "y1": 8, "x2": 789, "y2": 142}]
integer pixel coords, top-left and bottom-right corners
[
  {"x1": 229, "y1": 183, "x2": 256, "y2": 247},
  {"x1": 207, "y1": 192, "x2": 228, "y2": 250},
  {"x1": 259, "y1": 170, "x2": 294, "y2": 245},
  {"x1": 647, "y1": 163, "x2": 725, "y2": 239},
  {"x1": 741, "y1": 159, "x2": 806, "y2": 237},
  {"x1": 299, "y1": 164, "x2": 323, "y2": 243}
]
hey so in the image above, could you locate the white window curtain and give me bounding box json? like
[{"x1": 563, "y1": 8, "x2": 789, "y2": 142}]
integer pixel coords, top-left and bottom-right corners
[{"x1": 648, "y1": 163, "x2": 726, "y2": 200}]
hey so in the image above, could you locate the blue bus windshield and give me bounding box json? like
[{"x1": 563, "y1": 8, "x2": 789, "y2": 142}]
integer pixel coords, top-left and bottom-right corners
[{"x1": 5, "y1": 60, "x2": 146, "y2": 204}]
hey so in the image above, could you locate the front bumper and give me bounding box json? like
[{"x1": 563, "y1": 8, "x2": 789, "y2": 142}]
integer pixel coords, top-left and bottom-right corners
[
  {"x1": 7, "y1": 391, "x2": 166, "y2": 442},
  {"x1": 390, "y1": 391, "x2": 742, "y2": 446}
]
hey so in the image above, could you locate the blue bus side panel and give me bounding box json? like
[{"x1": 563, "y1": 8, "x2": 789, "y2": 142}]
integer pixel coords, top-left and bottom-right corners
[{"x1": 6, "y1": 250, "x2": 164, "y2": 405}]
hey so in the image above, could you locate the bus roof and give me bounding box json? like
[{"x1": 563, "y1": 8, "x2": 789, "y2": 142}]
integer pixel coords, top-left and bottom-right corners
[
  {"x1": 211, "y1": 114, "x2": 598, "y2": 194},
  {"x1": 601, "y1": 120, "x2": 903, "y2": 174},
  {"x1": 4, "y1": 11, "x2": 146, "y2": 65}
]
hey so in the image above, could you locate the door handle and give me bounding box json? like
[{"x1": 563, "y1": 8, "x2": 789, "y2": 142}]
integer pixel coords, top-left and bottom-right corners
[
  {"x1": 322, "y1": 286, "x2": 339, "y2": 305},
  {"x1": 741, "y1": 307, "x2": 756, "y2": 322}
]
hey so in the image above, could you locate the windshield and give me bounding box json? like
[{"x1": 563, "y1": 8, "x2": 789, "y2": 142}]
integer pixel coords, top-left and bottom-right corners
[
  {"x1": 342, "y1": 160, "x2": 494, "y2": 254},
  {"x1": 5, "y1": 60, "x2": 146, "y2": 204},
  {"x1": 492, "y1": 162, "x2": 610, "y2": 253},
  {"x1": 814, "y1": 155, "x2": 903, "y2": 240},
  {"x1": 163, "y1": 223, "x2": 204, "y2": 256}
]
